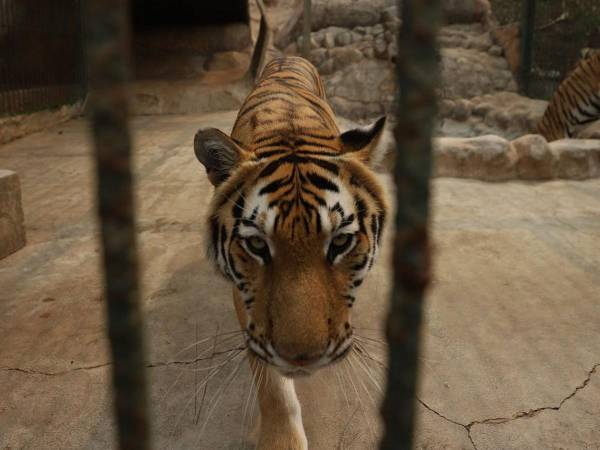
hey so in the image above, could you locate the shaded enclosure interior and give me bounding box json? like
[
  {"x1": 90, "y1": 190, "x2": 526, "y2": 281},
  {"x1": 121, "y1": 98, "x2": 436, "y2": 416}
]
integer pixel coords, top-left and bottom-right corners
[
  {"x1": 131, "y1": 0, "x2": 253, "y2": 81},
  {"x1": 2, "y1": 0, "x2": 600, "y2": 119},
  {"x1": 131, "y1": 0, "x2": 249, "y2": 27},
  {"x1": 0, "y1": 0, "x2": 252, "y2": 117},
  {"x1": 0, "y1": 0, "x2": 85, "y2": 116}
]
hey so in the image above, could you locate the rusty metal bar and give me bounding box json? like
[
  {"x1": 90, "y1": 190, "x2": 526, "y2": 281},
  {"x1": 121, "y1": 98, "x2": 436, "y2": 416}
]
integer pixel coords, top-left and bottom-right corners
[
  {"x1": 380, "y1": 0, "x2": 441, "y2": 448},
  {"x1": 84, "y1": 1, "x2": 151, "y2": 449}
]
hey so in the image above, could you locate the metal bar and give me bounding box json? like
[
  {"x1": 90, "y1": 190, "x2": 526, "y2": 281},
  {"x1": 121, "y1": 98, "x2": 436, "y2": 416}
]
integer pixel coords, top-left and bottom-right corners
[
  {"x1": 380, "y1": 0, "x2": 441, "y2": 448},
  {"x1": 0, "y1": 0, "x2": 8, "y2": 115},
  {"x1": 78, "y1": 0, "x2": 88, "y2": 101},
  {"x1": 32, "y1": 1, "x2": 42, "y2": 114},
  {"x1": 6, "y1": 0, "x2": 16, "y2": 115},
  {"x1": 302, "y1": 0, "x2": 311, "y2": 58},
  {"x1": 84, "y1": 1, "x2": 151, "y2": 449},
  {"x1": 46, "y1": 1, "x2": 57, "y2": 109},
  {"x1": 520, "y1": 0, "x2": 536, "y2": 96},
  {"x1": 13, "y1": 0, "x2": 23, "y2": 114}
]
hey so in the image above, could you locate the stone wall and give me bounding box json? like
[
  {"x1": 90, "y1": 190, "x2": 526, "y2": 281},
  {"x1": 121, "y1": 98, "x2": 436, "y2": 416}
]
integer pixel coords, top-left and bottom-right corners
[
  {"x1": 283, "y1": 2, "x2": 516, "y2": 124},
  {"x1": 435, "y1": 135, "x2": 600, "y2": 180},
  {"x1": 282, "y1": 1, "x2": 598, "y2": 145},
  {"x1": 377, "y1": 132, "x2": 600, "y2": 180},
  {"x1": 439, "y1": 92, "x2": 548, "y2": 139}
]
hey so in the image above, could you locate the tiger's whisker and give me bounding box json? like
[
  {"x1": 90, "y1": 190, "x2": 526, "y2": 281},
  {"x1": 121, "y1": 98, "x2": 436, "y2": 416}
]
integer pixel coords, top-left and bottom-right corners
[
  {"x1": 241, "y1": 359, "x2": 262, "y2": 442},
  {"x1": 335, "y1": 365, "x2": 350, "y2": 410},
  {"x1": 168, "y1": 349, "x2": 245, "y2": 445},
  {"x1": 336, "y1": 403, "x2": 361, "y2": 450},
  {"x1": 349, "y1": 353, "x2": 377, "y2": 409},
  {"x1": 240, "y1": 367, "x2": 255, "y2": 440},
  {"x1": 348, "y1": 353, "x2": 381, "y2": 446},
  {"x1": 353, "y1": 341, "x2": 387, "y2": 369},
  {"x1": 255, "y1": 365, "x2": 266, "y2": 437},
  {"x1": 171, "y1": 330, "x2": 244, "y2": 359},
  {"x1": 343, "y1": 357, "x2": 376, "y2": 446},
  {"x1": 160, "y1": 344, "x2": 244, "y2": 406},
  {"x1": 247, "y1": 363, "x2": 264, "y2": 441},
  {"x1": 195, "y1": 354, "x2": 246, "y2": 447},
  {"x1": 353, "y1": 334, "x2": 387, "y2": 346},
  {"x1": 185, "y1": 347, "x2": 247, "y2": 373},
  {"x1": 352, "y1": 348, "x2": 384, "y2": 394}
]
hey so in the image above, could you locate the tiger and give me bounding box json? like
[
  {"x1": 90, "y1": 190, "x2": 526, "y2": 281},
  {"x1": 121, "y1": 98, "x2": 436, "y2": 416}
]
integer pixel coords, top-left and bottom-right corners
[
  {"x1": 193, "y1": 56, "x2": 388, "y2": 450},
  {"x1": 536, "y1": 50, "x2": 600, "y2": 141}
]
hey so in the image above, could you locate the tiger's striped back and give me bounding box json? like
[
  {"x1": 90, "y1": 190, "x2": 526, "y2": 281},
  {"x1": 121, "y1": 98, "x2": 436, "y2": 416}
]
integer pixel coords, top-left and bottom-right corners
[
  {"x1": 231, "y1": 56, "x2": 340, "y2": 155},
  {"x1": 536, "y1": 51, "x2": 600, "y2": 141}
]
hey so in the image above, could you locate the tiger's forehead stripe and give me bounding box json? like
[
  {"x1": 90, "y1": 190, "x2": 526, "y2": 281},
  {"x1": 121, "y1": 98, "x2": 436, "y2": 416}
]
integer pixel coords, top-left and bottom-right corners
[
  {"x1": 210, "y1": 154, "x2": 386, "y2": 240},
  {"x1": 214, "y1": 158, "x2": 384, "y2": 244}
]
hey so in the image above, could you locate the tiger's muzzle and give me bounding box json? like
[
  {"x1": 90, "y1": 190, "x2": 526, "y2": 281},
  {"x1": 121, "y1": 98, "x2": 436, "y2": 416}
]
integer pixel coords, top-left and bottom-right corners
[{"x1": 245, "y1": 327, "x2": 354, "y2": 378}]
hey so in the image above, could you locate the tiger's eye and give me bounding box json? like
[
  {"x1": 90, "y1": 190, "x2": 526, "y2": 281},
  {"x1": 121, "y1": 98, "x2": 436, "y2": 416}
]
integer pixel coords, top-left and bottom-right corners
[
  {"x1": 332, "y1": 234, "x2": 351, "y2": 247},
  {"x1": 248, "y1": 236, "x2": 267, "y2": 251}
]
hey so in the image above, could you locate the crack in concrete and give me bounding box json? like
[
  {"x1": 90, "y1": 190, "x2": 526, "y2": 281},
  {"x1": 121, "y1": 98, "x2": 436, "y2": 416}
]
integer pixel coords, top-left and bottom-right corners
[
  {"x1": 0, "y1": 362, "x2": 111, "y2": 376},
  {"x1": 467, "y1": 363, "x2": 599, "y2": 428},
  {"x1": 418, "y1": 363, "x2": 599, "y2": 450},
  {"x1": 0, "y1": 346, "x2": 246, "y2": 377},
  {"x1": 4, "y1": 353, "x2": 597, "y2": 449},
  {"x1": 146, "y1": 346, "x2": 245, "y2": 369},
  {"x1": 417, "y1": 397, "x2": 479, "y2": 450}
]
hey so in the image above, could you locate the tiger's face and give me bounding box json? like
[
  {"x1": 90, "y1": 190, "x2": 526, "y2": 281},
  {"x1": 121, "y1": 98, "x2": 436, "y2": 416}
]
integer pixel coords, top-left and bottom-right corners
[{"x1": 194, "y1": 118, "x2": 387, "y2": 377}]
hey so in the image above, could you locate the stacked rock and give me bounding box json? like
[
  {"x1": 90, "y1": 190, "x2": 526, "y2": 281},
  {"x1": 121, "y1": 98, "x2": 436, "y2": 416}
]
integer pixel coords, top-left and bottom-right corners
[
  {"x1": 289, "y1": 15, "x2": 401, "y2": 74},
  {"x1": 283, "y1": 0, "x2": 519, "y2": 125}
]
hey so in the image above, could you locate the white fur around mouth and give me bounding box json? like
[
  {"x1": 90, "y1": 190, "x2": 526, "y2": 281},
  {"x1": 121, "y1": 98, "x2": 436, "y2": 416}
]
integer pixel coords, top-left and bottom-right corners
[
  {"x1": 246, "y1": 334, "x2": 354, "y2": 375},
  {"x1": 280, "y1": 368, "x2": 313, "y2": 378}
]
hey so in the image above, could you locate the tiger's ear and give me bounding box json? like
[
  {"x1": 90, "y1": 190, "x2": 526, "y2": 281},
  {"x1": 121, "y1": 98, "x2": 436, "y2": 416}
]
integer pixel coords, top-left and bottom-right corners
[
  {"x1": 340, "y1": 116, "x2": 387, "y2": 168},
  {"x1": 194, "y1": 128, "x2": 248, "y2": 186}
]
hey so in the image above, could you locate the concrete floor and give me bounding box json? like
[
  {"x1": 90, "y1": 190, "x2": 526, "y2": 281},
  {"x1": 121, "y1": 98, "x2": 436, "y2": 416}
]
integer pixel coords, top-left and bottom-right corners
[{"x1": 1, "y1": 112, "x2": 599, "y2": 450}]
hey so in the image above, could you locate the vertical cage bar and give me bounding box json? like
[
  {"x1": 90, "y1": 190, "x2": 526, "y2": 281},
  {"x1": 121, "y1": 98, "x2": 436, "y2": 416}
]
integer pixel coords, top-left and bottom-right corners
[
  {"x1": 13, "y1": 0, "x2": 22, "y2": 114},
  {"x1": 302, "y1": 0, "x2": 312, "y2": 58},
  {"x1": 380, "y1": 0, "x2": 441, "y2": 448},
  {"x1": 0, "y1": 0, "x2": 8, "y2": 115},
  {"x1": 32, "y1": 0, "x2": 41, "y2": 114},
  {"x1": 520, "y1": 0, "x2": 536, "y2": 96},
  {"x1": 78, "y1": 0, "x2": 88, "y2": 101},
  {"x1": 42, "y1": 0, "x2": 52, "y2": 110},
  {"x1": 85, "y1": 0, "x2": 151, "y2": 449},
  {"x1": 6, "y1": 0, "x2": 16, "y2": 115}
]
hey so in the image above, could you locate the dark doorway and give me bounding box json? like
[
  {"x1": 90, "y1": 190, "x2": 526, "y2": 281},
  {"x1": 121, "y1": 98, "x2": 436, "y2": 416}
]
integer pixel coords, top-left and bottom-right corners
[{"x1": 130, "y1": 0, "x2": 252, "y2": 81}]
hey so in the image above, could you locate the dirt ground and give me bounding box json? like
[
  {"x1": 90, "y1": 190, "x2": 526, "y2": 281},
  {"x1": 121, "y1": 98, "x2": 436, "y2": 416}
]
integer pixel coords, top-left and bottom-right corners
[{"x1": 1, "y1": 112, "x2": 599, "y2": 449}]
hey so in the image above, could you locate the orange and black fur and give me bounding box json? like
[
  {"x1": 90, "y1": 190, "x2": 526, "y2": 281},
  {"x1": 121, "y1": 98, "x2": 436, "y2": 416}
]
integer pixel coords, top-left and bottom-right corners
[
  {"x1": 537, "y1": 51, "x2": 600, "y2": 141},
  {"x1": 193, "y1": 56, "x2": 388, "y2": 449}
]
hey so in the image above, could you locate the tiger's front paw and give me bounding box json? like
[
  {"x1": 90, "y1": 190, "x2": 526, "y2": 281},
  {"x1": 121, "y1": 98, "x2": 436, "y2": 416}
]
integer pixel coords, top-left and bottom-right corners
[{"x1": 257, "y1": 420, "x2": 307, "y2": 450}]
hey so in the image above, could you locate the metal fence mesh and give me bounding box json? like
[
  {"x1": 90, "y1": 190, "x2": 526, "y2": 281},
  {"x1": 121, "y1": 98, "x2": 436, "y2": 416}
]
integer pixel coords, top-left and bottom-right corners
[
  {"x1": 0, "y1": 0, "x2": 86, "y2": 117},
  {"x1": 491, "y1": 0, "x2": 600, "y2": 99}
]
